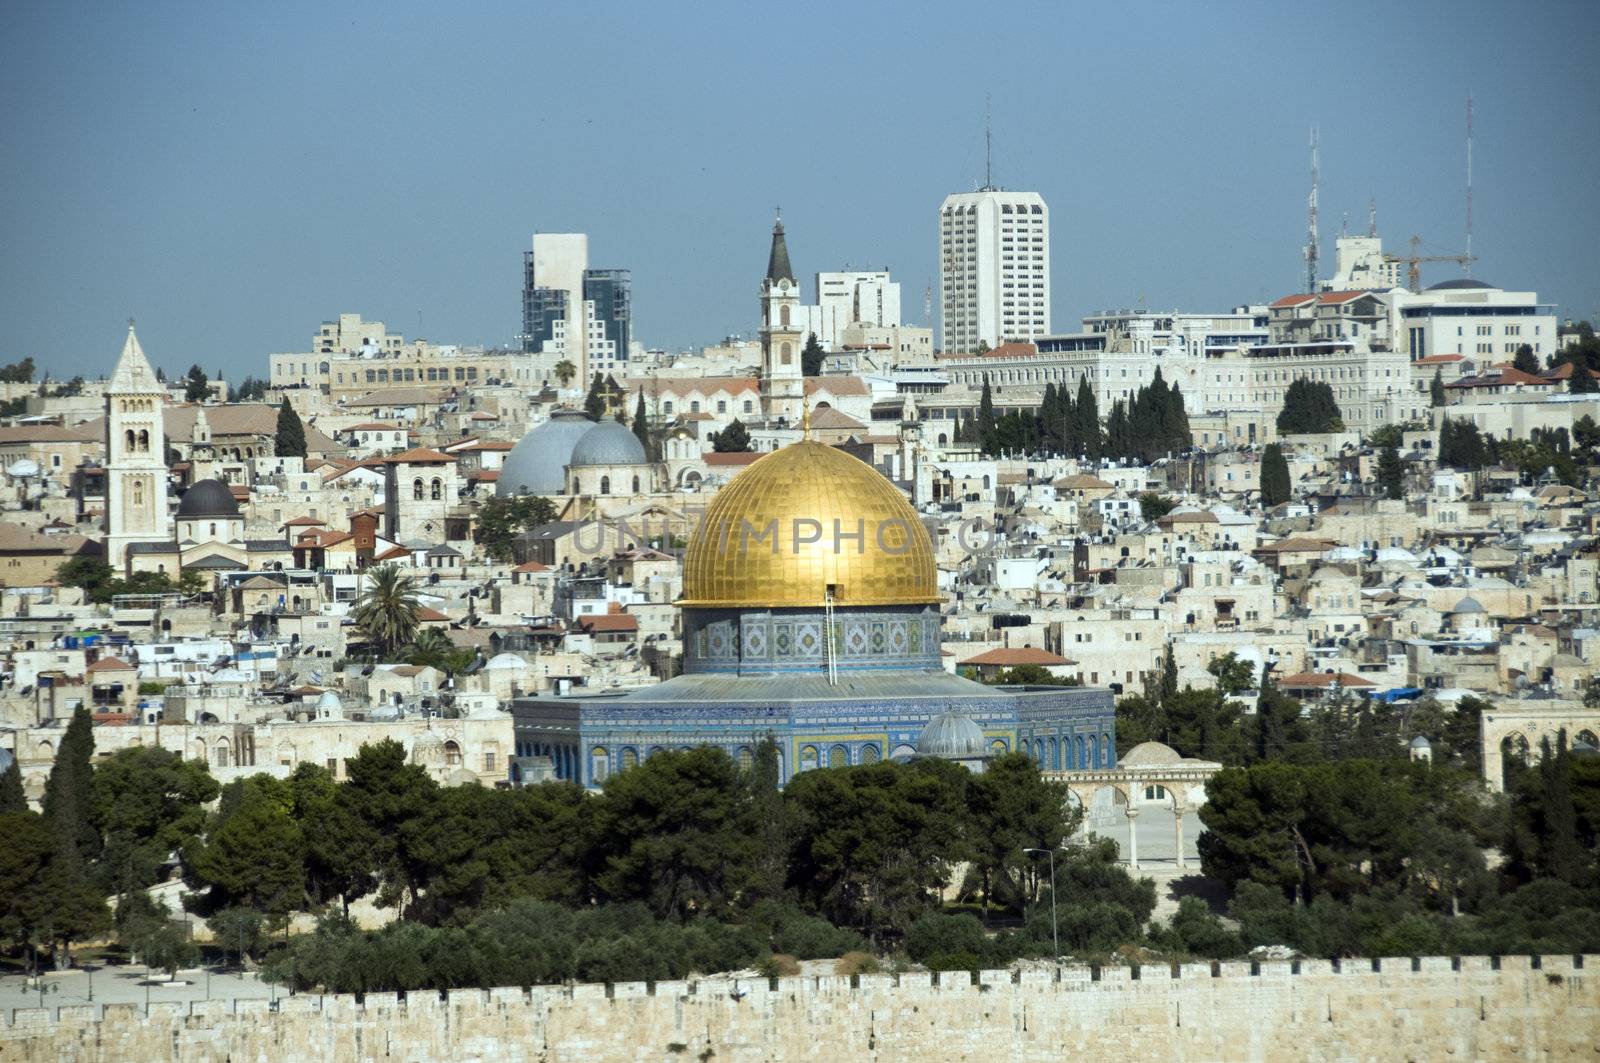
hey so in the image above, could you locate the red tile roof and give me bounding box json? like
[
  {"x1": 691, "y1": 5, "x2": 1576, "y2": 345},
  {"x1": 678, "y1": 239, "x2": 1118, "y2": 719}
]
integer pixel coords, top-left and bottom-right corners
[
  {"x1": 416, "y1": 606, "x2": 451, "y2": 622},
  {"x1": 1414, "y1": 353, "x2": 1465, "y2": 365},
  {"x1": 575, "y1": 613, "x2": 639, "y2": 633},
  {"x1": 1278, "y1": 671, "x2": 1375, "y2": 689},
  {"x1": 514, "y1": 560, "x2": 551, "y2": 572},
  {"x1": 386, "y1": 447, "x2": 455, "y2": 464},
  {"x1": 86, "y1": 655, "x2": 136, "y2": 674},
  {"x1": 959, "y1": 647, "x2": 1073, "y2": 667},
  {"x1": 704, "y1": 451, "x2": 765, "y2": 466}
]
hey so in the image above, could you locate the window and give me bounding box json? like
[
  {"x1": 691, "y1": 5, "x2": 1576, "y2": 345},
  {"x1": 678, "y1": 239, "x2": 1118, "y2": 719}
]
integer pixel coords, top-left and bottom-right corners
[
  {"x1": 444, "y1": 740, "x2": 462, "y2": 767},
  {"x1": 430, "y1": 478, "x2": 442, "y2": 500},
  {"x1": 484, "y1": 751, "x2": 497, "y2": 771}
]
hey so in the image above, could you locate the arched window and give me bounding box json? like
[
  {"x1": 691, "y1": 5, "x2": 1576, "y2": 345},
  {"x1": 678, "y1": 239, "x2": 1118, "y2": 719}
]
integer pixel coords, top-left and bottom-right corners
[
  {"x1": 632, "y1": 475, "x2": 640, "y2": 493},
  {"x1": 1100, "y1": 733, "x2": 1112, "y2": 767},
  {"x1": 138, "y1": 429, "x2": 149, "y2": 451},
  {"x1": 621, "y1": 747, "x2": 639, "y2": 771},
  {"x1": 800, "y1": 745, "x2": 819, "y2": 772},
  {"x1": 413, "y1": 478, "x2": 424, "y2": 500},
  {"x1": 1577, "y1": 730, "x2": 1599, "y2": 749},
  {"x1": 600, "y1": 476, "x2": 610, "y2": 495},
  {"x1": 1087, "y1": 733, "x2": 1098, "y2": 768},
  {"x1": 737, "y1": 746, "x2": 754, "y2": 771},
  {"x1": 859, "y1": 744, "x2": 880, "y2": 765},
  {"x1": 780, "y1": 305, "x2": 791, "y2": 328},
  {"x1": 125, "y1": 429, "x2": 136, "y2": 450},
  {"x1": 132, "y1": 480, "x2": 144, "y2": 506},
  {"x1": 591, "y1": 747, "x2": 609, "y2": 783},
  {"x1": 444, "y1": 740, "x2": 462, "y2": 767},
  {"x1": 829, "y1": 744, "x2": 849, "y2": 768},
  {"x1": 209, "y1": 523, "x2": 217, "y2": 537},
  {"x1": 780, "y1": 342, "x2": 792, "y2": 365},
  {"x1": 1048, "y1": 737, "x2": 1059, "y2": 770},
  {"x1": 430, "y1": 478, "x2": 442, "y2": 500},
  {"x1": 213, "y1": 740, "x2": 231, "y2": 768}
]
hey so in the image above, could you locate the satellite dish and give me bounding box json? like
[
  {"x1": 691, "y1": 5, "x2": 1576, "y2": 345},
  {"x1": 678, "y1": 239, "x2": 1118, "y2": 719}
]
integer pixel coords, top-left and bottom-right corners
[{"x1": 7, "y1": 459, "x2": 39, "y2": 478}]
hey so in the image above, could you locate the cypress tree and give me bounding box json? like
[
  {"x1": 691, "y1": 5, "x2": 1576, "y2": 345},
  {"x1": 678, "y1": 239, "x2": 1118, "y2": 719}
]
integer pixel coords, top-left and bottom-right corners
[
  {"x1": 1537, "y1": 737, "x2": 1584, "y2": 884},
  {"x1": 1166, "y1": 382, "x2": 1190, "y2": 454},
  {"x1": 274, "y1": 398, "x2": 307, "y2": 459},
  {"x1": 1377, "y1": 443, "x2": 1405, "y2": 499},
  {"x1": 1430, "y1": 368, "x2": 1446, "y2": 407},
  {"x1": 1041, "y1": 383, "x2": 1059, "y2": 453},
  {"x1": 1106, "y1": 400, "x2": 1129, "y2": 460},
  {"x1": 42, "y1": 705, "x2": 97, "y2": 865},
  {"x1": 0, "y1": 758, "x2": 25, "y2": 812},
  {"x1": 631, "y1": 390, "x2": 652, "y2": 460},
  {"x1": 978, "y1": 375, "x2": 996, "y2": 437},
  {"x1": 1259, "y1": 443, "x2": 1291, "y2": 507},
  {"x1": 583, "y1": 373, "x2": 606, "y2": 421},
  {"x1": 1075, "y1": 373, "x2": 1100, "y2": 460}
]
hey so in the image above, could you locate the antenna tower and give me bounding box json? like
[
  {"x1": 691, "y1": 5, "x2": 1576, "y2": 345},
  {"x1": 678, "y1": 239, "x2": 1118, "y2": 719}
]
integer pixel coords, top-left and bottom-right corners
[
  {"x1": 983, "y1": 94, "x2": 995, "y2": 191},
  {"x1": 924, "y1": 282, "x2": 933, "y2": 326},
  {"x1": 1465, "y1": 93, "x2": 1474, "y2": 269},
  {"x1": 1303, "y1": 127, "x2": 1320, "y2": 293}
]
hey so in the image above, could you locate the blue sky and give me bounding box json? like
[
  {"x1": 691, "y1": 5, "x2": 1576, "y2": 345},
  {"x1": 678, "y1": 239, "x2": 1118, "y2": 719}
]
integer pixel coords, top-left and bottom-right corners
[{"x1": 2, "y1": 0, "x2": 1597, "y2": 380}]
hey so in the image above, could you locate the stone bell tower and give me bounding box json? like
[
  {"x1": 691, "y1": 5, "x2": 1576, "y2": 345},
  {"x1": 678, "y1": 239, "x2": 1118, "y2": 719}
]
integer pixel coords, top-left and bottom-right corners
[
  {"x1": 104, "y1": 323, "x2": 169, "y2": 569},
  {"x1": 759, "y1": 213, "x2": 805, "y2": 423}
]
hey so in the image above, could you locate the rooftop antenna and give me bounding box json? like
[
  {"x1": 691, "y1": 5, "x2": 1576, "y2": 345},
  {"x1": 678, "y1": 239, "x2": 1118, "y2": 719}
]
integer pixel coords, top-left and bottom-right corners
[
  {"x1": 981, "y1": 94, "x2": 996, "y2": 192},
  {"x1": 1465, "y1": 93, "x2": 1474, "y2": 271},
  {"x1": 1303, "y1": 126, "x2": 1320, "y2": 293},
  {"x1": 1368, "y1": 197, "x2": 1377, "y2": 238},
  {"x1": 924, "y1": 281, "x2": 933, "y2": 326},
  {"x1": 1341, "y1": 210, "x2": 1348, "y2": 237}
]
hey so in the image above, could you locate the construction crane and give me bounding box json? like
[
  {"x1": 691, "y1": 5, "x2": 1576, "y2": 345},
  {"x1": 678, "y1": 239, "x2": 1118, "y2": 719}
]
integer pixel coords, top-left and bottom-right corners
[{"x1": 1387, "y1": 234, "x2": 1477, "y2": 292}]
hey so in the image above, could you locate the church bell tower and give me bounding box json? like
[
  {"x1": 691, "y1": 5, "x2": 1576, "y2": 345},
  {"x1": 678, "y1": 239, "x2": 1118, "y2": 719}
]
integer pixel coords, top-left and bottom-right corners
[
  {"x1": 759, "y1": 214, "x2": 805, "y2": 423},
  {"x1": 104, "y1": 323, "x2": 169, "y2": 570}
]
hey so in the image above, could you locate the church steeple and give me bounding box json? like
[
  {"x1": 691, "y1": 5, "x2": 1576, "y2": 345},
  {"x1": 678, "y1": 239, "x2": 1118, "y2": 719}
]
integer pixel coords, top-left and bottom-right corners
[
  {"x1": 109, "y1": 321, "x2": 162, "y2": 394},
  {"x1": 765, "y1": 214, "x2": 795, "y2": 284}
]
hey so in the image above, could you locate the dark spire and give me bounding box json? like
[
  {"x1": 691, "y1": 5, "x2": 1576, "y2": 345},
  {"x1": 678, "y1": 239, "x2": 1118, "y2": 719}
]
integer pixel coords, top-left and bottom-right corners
[{"x1": 765, "y1": 213, "x2": 795, "y2": 284}]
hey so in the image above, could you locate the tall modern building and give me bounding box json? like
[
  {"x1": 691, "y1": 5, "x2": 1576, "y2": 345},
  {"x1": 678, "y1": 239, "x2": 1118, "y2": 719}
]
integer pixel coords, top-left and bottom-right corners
[
  {"x1": 938, "y1": 190, "x2": 1050, "y2": 353},
  {"x1": 521, "y1": 233, "x2": 631, "y2": 382}
]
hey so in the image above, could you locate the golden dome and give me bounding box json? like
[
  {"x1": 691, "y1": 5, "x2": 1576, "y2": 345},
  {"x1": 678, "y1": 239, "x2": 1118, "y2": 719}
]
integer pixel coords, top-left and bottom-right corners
[{"x1": 680, "y1": 440, "x2": 938, "y2": 608}]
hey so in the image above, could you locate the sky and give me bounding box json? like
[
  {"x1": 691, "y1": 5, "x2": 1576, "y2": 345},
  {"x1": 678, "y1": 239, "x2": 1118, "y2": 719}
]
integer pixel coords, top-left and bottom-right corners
[{"x1": 2, "y1": 0, "x2": 1598, "y2": 381}]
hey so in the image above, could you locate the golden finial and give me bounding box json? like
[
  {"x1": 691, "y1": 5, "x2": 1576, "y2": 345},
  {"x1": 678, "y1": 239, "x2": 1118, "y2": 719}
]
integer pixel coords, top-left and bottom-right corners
[{"x1": 801, "y1": 392, "x2": 811, "y2": 440}]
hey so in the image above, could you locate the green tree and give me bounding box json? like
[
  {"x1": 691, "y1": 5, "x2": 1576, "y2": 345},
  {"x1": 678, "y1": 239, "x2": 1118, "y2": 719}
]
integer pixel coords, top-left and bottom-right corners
[
  {"x1": 1259, "y1": 443, "x2": 1291, "y2": 506},
  {"x1": 342, "y1": 740, "x2": 440, "y2": 912},
  {"x1": 800, "y1": 332, "x2": 825, "y2": 376},
  {"x1": 1138, "y1": 493, "x2": 1177, "y2": 522},
  {"x1": 403, "y1": 627, "x2": 475, "y2": 678},
  {"x1": 1276, "y1": 379, "x2": 1343, "y2": 434},
  {"x1": 583, "y1": 372, "x2": 606, "y2": 420},
  {"x1": 0, "y1": 357, "x2": 36, "y2": 383},
  {"x1": 1376, "y1": 442, "x2": 1405, "y2": 499},
  {"x1": 553, "y1": 359, "x2": 577, "y2": 388},
  {"x1": 977, "y1": 376, "x2": 997, "y2": 454},
  {"x1": 1074, "y1": 373, "x2": 1101, "y2": 459},
  {"x1": 588, "y1": 747, "x2": 756, "y2": 922},
  {"x1": 42, "y1": 706, "x2": 98, "y2": 865},
  {"x1": 1206, "y1": 652, "x2": 1256, "y2": 695},
  {"x1": 55, "y1": 555, "x2": 116, "y2": 603},
  {"x1": 183, "y1": 364, "x2": 209, "y2": 403},
  {"x1": 784, "y1": 759, "x2": 970, "y2": 944},
  {"x1": 1430, "y1": 368, "x2": 1447, "y2": 407},
  {"x1": 1246, "y1": 679, "x2": 1311, "y2": 765},
  {"x1": 90, "y1": 747, "x2": 219, "y2": 895},
  {"x1": 749, "y1": 736, "x2": 786, "y2": 903},
  {"x1": 1161, "y1": 687, "x2": 1246, "y2": 763},
  {"x1": 184, "y1": 776, "x2": 307, "y2": 919},
  {"x1": 208, "y1": 906, "x2": 265, "y2": 965},
  {"x1": 0, "y1": 811, "x2": 54, "y2": 966},
  {"x1": 0, "y1": 758, "x2": 27, "y2": 813},
  {"x1": 630, "y1": 390, "x2": 653, "y2": 460},
  {"x1": 274, "y1": 398, "x2": 307, "y2": 458},
  {"x1": 710, "y1": 418, "x2": 753, "y2": 453},
  {"x1": 234, "y1": 375, "x2": 269, "y2": 401},
  {"x1": 1511, "y1": 343, "x2": 1540, "y2": 375},
  {"x1": 1437, "y1": 415, "x2": 1489, "y2": 472},
  {"x1": 351, "y1": 564, "x2": 422, "y2": 658},
  {"x1": 474, "y1": 494, "x2": 558, "y2": 562},
  {"x1": 965, "y1": 754, "x2": 1080, "y2": 921}
]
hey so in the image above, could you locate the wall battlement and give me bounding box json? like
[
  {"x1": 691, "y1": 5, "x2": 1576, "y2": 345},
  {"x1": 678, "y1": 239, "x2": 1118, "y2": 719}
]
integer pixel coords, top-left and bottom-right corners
[{"x1": 3, "y1": 955, "x2": 1595, "y2": 1061}]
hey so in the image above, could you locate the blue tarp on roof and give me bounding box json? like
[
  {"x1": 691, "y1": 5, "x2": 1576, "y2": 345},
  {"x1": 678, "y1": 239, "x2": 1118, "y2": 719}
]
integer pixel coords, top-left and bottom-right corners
[{"x1": 1373, "y1": 687, "x2": 1424, "y2": 703}]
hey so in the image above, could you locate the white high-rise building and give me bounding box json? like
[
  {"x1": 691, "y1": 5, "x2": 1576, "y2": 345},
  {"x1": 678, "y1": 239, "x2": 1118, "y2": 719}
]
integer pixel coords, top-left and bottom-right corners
[{"x1": 939, "y1": 190, "x2": 1050, "y2": 353}]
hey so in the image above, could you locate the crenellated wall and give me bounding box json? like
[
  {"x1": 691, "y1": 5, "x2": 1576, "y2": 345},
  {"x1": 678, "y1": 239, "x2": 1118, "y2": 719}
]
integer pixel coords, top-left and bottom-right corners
[{"x1": 3, "y1": 955, "x2": 1595, "y2": 1062}]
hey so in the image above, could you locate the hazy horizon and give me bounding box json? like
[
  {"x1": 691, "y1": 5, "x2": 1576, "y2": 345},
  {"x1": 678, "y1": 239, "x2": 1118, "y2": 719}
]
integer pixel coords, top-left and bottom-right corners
[{"x1": 3, "y1": 0, "x2": 1597, "y2": 380}]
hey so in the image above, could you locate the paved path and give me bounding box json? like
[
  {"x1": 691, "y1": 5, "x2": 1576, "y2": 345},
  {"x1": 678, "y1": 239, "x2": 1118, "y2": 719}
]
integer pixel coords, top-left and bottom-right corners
[{"x1": 1, "y1": 963, "x2": 279, "y2": 1019}]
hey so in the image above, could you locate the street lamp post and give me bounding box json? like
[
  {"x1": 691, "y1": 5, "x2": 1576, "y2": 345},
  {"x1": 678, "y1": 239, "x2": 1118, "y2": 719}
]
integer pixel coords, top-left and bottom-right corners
[{"x1": 1023, "y1": 848, "x2": 1059, "y2": 961}]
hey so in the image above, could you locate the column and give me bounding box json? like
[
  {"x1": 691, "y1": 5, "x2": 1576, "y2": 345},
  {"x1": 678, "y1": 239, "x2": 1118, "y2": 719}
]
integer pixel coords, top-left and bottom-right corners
[
  {"x1": 1125, "y1": 807, "x2": 1139, "y2": 870},
  {"x1": 1173, "y1": 808, "x2": 1186, "y2": 871}
]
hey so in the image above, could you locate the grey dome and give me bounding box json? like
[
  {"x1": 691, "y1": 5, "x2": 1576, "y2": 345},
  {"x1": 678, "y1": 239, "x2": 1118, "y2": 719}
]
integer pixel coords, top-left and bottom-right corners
[
  {"x1": 1427, "y1": 278, "x2": 1494, "y2": 291},
  {"x1": 315, "y1": 690, "x2": 343, "y2": 715},
  {"x1": 176, "y1": 478, "x2": 240, "y2": 520},
  {"x1": 1452, "y1": 596, "x2": 1487, "y2": 614},
  {"x1": 569, "y1": 420, "x2": 647, "y2": 468},
  {"x1": 497, "y1": 410, "x2": 594, "y2": 498},
  {"x1": 916, "y1": 711, "x2": 987, "y2": 759}
]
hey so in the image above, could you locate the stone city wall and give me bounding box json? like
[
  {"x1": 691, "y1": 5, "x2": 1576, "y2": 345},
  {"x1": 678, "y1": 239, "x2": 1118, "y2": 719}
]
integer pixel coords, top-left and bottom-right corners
[{"x1": 2, "y1": 955, "x2": 1595, "y2": 1062}]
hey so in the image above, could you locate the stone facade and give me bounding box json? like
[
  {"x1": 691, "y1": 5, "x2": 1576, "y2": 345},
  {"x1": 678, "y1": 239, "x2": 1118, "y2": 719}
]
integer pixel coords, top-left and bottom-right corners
[{"x1": 3, "y1": 956, "x2": 1594, "y2": 1061}]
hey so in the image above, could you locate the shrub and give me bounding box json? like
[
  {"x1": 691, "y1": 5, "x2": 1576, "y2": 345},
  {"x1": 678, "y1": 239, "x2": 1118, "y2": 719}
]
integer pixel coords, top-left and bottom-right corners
[
  {"x1": 757, "y1": 953, "x2": 801, "y2": 977},
  {"x1": 834, "y1": 951, "x2": 882, "y2": 977}
]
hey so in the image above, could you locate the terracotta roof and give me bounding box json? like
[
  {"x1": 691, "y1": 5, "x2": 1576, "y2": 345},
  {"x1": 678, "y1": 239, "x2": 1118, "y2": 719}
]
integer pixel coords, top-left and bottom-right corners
[
  {"x1": 1269, "y1": 294, "x2": 1317, "y2": 309},
  {"x1": 643, "y1": 376, "x2": 761, "y2": 397},
  {"x1": 1414, "y1": 353, "x2": 1465, "y2": 365},
  {"x1": 805, "y1": 376, "x2": 869, "y2": 396},
  {"x1": 974, "y1": 342, "x2": 1040, "y2": 360},
  {"x1": 472, "y1": 469, "x2": 501, "y2": 481},
  {"x1": 959, "y1": 646, "x2": 1073, "y2": 667},
  {"x1": 1269, "y1": 291, "x2": 1370, "y2": 309},
  {"x1": 1256, "y1": 536, "x2": 1338, "y2": 554},
  {"x1": 1278, "y1": 672, "x2": 1375, "y2": 689},
  {"x1": 1053, "y1": 474, "x2": 1113, "y2": 490},
  {"x1": 1447, "y1": 366, "x2": 1550, "y2": 388},
  {"x1": 341, "y1": 422, "x2": 402, "y2": 432},
  {"x1": 456, "y1": 440, "x2": 515, "y2": 451},
  {"x1": 86, "y1": 655, "x2": 136, "y2": 674},
  {"x1": 375, "y1": 545, "x2": 410, "y2": 561},
  {"x1": 282, "y1": 517, "x2": 326, "y2": 527},
  {"x1": 575, "y1": 613, "x2": 638, "y2": 633},
  {"x1": 514, "y1": 560, "x2": 550, "y2": 573},
  {"x1": 0, "y1": 423, "x2": 100, "y2": 443},
  {"x1": 416, "y1": 606, "x2": 450, "y2": 622},
  {"x1": 386, "y1": 447, "x2": 455, "y2": 464}
]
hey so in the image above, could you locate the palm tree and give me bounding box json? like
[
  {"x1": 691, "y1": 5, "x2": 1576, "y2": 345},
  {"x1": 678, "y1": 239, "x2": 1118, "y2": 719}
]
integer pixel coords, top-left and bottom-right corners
[
  {"x1": 403, "y1": 627, "x2": 475, "y2": 677},
  {"x1": 351, "y1": 564, "x2": 421, "y2": 658},
  {"x1": 553, "y1": 360, "x2": 577, "y2": 388}
]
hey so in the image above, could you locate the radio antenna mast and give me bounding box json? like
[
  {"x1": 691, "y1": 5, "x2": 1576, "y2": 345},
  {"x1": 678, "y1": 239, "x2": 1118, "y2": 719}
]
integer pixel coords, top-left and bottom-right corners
[
  {"x1": 1303, "y1": 126, "x2": 1320, "y2": 293},
  {"x1": 982, "y1": 94, "x2": 995, "y2": 191},
  {"x1": 1465, "y1": 93, "x2": 1474, "y2": 270}
]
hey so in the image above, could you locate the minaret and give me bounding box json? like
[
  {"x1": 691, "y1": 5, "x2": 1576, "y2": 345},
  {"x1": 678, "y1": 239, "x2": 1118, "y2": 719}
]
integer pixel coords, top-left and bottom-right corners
[
  {"x1": 759, "y1": 213, "x2": 805, "y2": 423},
  {"x1": 104, "y1": 323, "x2": 169, "y2": 569}
]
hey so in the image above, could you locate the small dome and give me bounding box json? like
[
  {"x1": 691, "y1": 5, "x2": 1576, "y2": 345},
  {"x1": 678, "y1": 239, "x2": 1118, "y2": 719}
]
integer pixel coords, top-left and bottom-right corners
[
  {"x1": 1409, "y1": 735, "x2": 1432, "y2": 749},
  {"x1": 176, "y1": 478, "x2": 240, "y2": 520},
  {"x1": 1426, "y1": 278, "x2": 1494, "y2": 291},
  {"x1": 497, "y1": 410, "x2": 594, "y2": 498},
  {"x1": 1119, "y1": 741, "x2": 1184, "y2": 767},
  {"x1": 315, "y1": 690, "x2": 343, "y2": 714},
  {"x1": 1452, "y1": 596, "x2": 1487, "y2": 614},
  {"x1": 569, "y1": 420, "x2": 647, "y2": 467},
  {"x1": 916, "y1": 711, "x2": 987, "y2": 759},
  {"x1": 485, "y1": 652, "x2": 528, "y2": 671}
]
